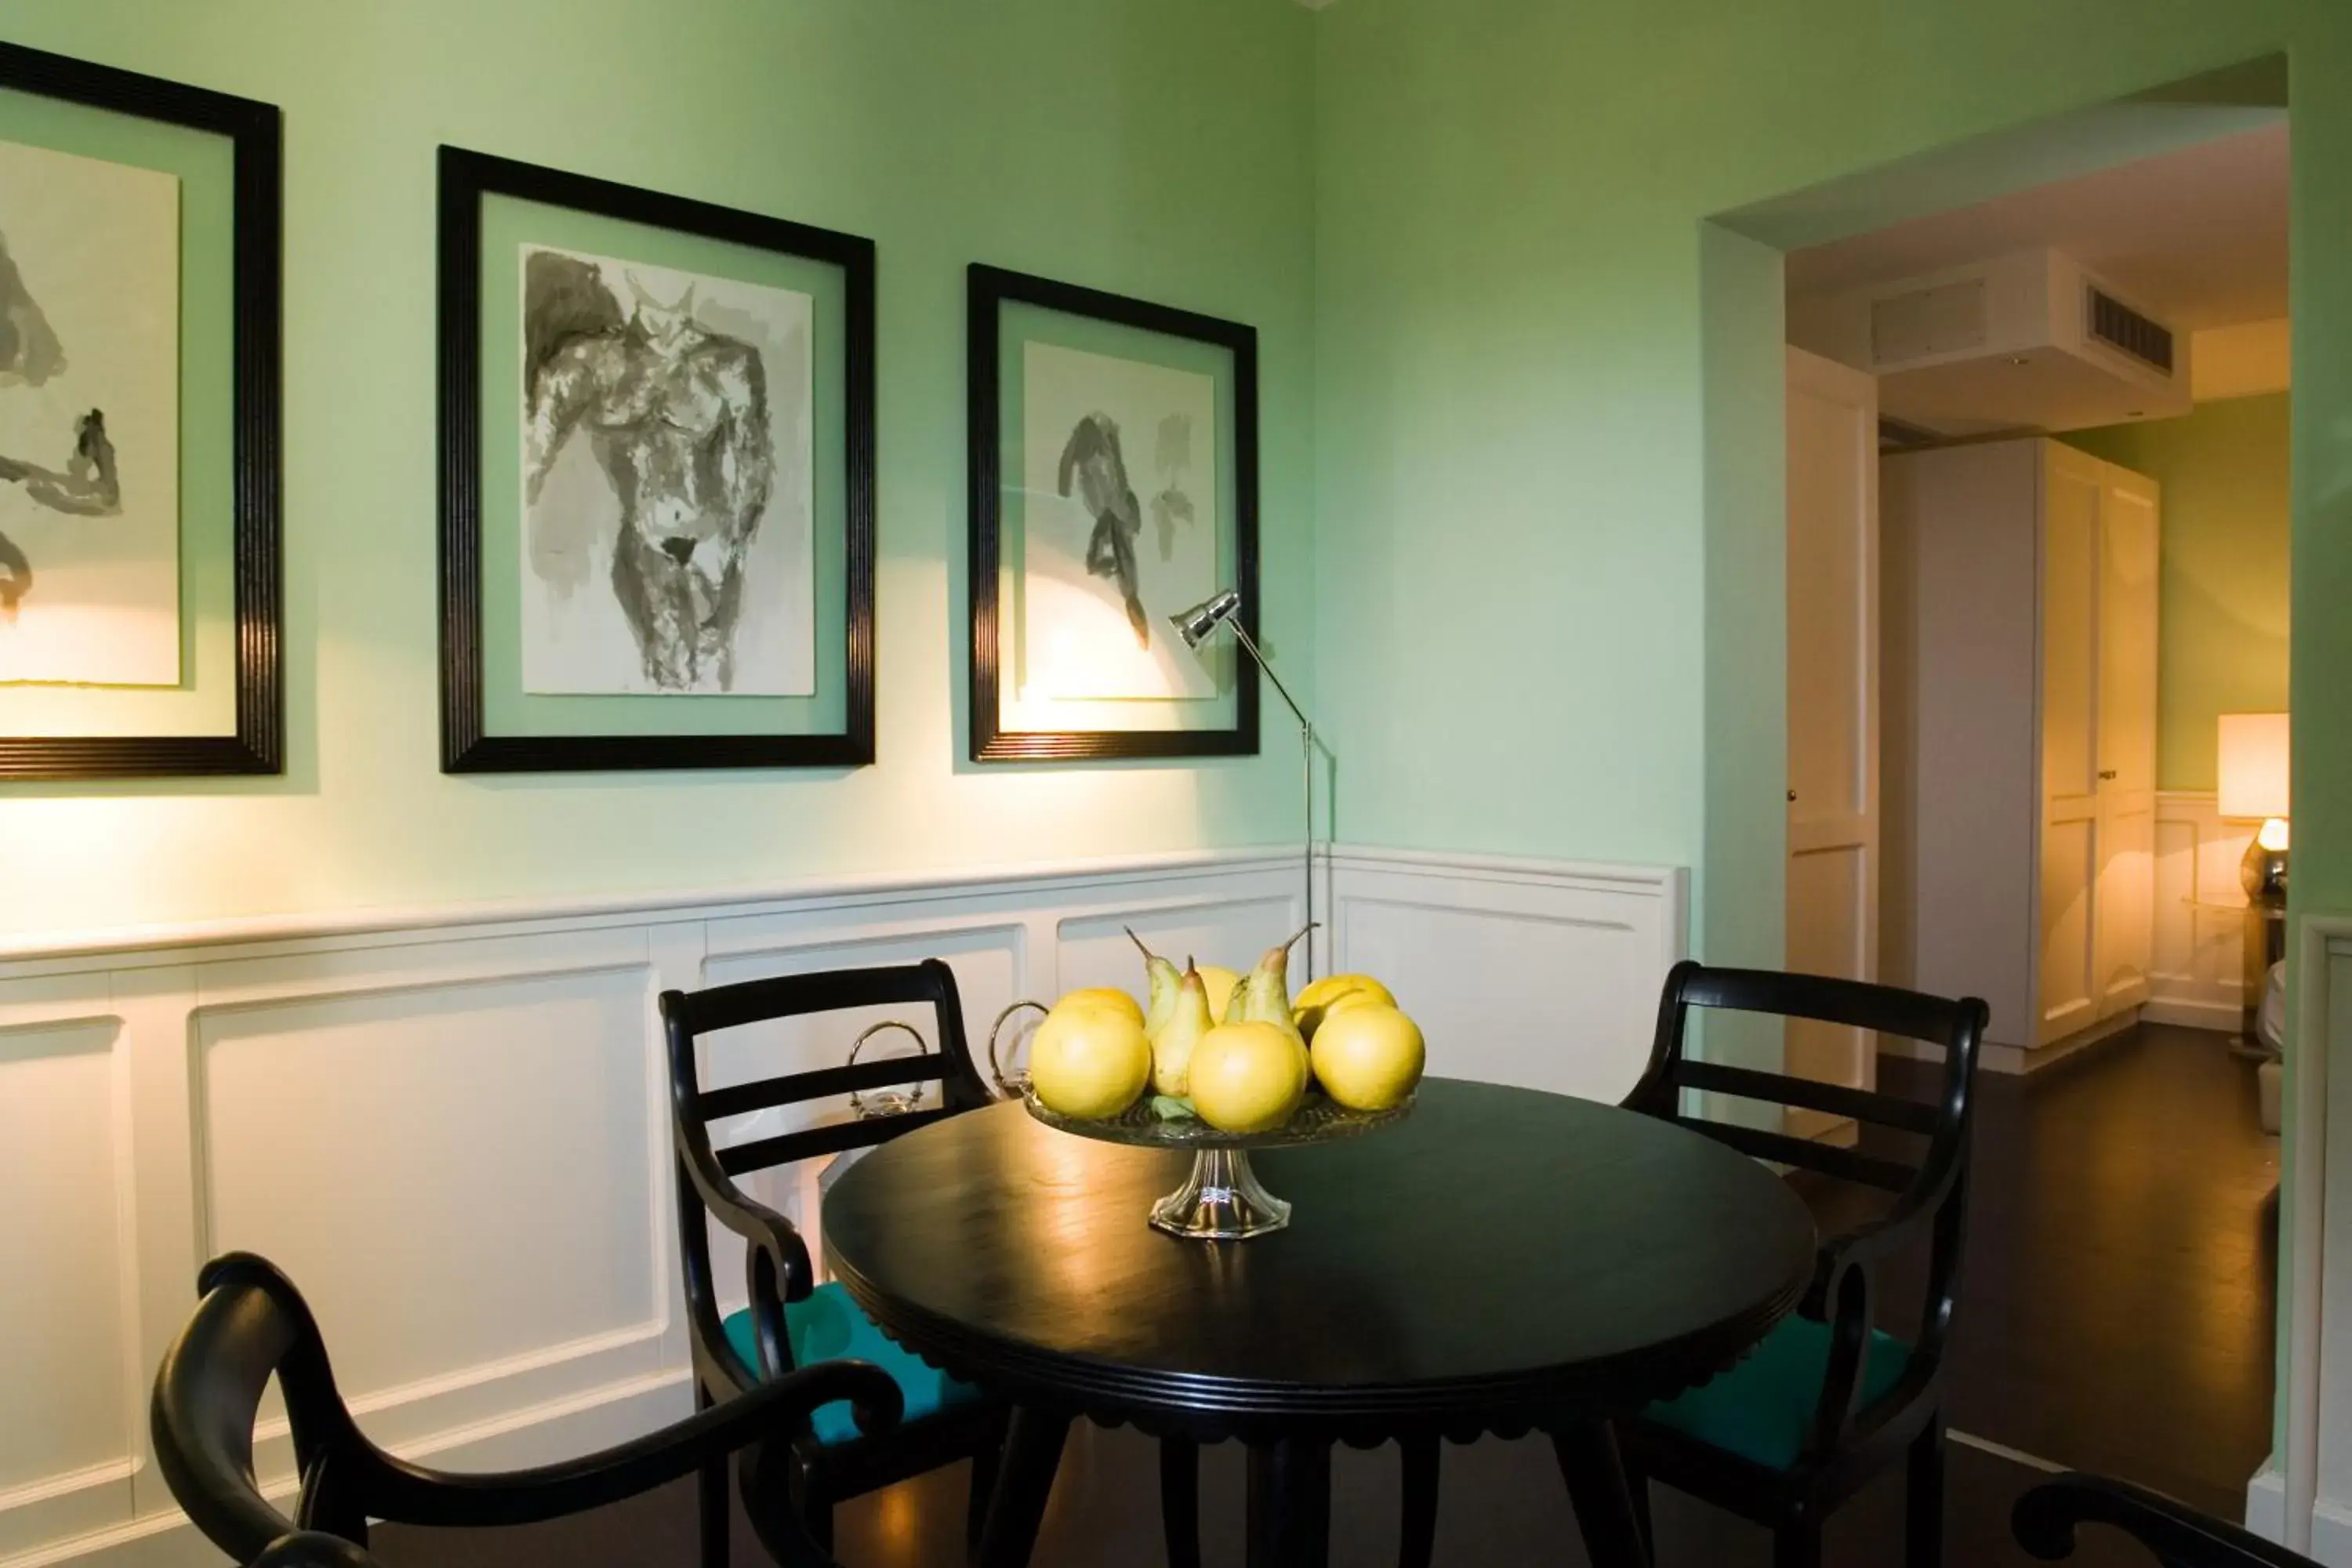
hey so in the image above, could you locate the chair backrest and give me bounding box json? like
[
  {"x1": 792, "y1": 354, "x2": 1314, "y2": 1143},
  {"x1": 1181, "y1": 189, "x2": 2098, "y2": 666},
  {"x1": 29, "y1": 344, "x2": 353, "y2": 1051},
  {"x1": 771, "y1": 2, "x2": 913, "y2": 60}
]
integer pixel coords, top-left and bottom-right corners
[
  {"x1": 1624, "y1": 960, "x2": 1988, "y2": 1359},
  {"x1": 662, "y1": 959, "x2": 992, "y2": 1181},
  {"x1": 660, "y1": 960, "x2": 992, "y2": 1370}
]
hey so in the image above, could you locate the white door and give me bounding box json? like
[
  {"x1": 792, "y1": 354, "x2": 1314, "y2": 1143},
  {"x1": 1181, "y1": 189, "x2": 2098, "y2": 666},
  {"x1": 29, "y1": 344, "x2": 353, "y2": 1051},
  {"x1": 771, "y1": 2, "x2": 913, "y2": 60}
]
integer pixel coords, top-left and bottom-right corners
[
  {"x1": 2038, "y1": 445, "x2": 2103, "y2": 1044},
  {"x1": 1784, "y1": 347, "x2": 1879, "y2": 1138},
  {"x1": 2092, "y1": 467, "x2": 2160, "y2": 1016}
]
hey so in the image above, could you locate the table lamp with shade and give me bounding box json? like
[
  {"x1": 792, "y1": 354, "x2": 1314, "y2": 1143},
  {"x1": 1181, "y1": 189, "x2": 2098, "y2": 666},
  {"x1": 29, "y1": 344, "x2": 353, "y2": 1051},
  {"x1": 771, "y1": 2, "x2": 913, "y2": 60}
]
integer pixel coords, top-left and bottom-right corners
[
  {"x1": 1171, "y1": 587, "x2": 1319, "y2": 982},
  {"x1": 2217, "y1": 711, "x2": 2289, "y2": 1042}
]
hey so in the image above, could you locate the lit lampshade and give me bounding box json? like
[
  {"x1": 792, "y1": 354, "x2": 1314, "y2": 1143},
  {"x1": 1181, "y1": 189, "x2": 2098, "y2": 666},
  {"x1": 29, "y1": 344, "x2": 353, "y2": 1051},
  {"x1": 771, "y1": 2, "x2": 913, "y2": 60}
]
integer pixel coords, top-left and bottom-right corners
[{"x1": 2217, "y1": 713, "x2": 2291, "y2": 824}]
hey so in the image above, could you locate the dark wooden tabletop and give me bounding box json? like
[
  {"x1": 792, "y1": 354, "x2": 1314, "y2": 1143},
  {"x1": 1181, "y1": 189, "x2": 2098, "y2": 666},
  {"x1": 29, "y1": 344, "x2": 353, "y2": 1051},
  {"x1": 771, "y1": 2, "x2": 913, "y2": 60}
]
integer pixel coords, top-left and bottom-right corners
[{"x1": 823, "y1": 1076, "x2": 1817, "y2": 1442}]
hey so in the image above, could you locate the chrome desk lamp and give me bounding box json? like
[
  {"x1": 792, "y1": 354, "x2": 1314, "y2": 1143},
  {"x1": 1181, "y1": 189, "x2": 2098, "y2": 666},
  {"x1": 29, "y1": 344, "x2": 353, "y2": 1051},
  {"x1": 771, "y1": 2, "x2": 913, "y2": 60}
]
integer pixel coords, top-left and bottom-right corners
[{"x1": 1171, "y1": 588, "x2": 1319, "y2": 982}]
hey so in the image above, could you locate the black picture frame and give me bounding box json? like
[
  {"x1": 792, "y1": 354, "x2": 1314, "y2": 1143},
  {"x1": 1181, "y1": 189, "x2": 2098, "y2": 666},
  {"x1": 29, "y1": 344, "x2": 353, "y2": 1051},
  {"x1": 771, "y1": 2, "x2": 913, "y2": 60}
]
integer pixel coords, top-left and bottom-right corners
[
  {"x1": 967, "y1": 263, "x2": 1259, "y2": 763},
  {"x1": 0, "y1": 42, "x2": 282, "y2": 781},
  {"x1": 436, "y1": 147, "x2": 877, "y2": 773}
]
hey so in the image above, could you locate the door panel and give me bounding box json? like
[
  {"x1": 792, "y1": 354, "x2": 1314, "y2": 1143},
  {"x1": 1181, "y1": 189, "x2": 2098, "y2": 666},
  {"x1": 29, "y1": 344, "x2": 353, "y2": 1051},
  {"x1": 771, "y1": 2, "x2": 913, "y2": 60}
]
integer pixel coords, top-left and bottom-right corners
[
  {"x1": 1784, "y1": 347, "x2": 1878, "y2": 1133},
  {"x1": 2042, "y1": 450, "x2": 2102, "y2": 812},
  {"x1": 1786, "y1": 845, "x2": 1869, "y2": 1139},
  {"x1": 2037, "y1": 445, "x2": 2103, "y2": 1044},
  {"x1": 2092, "y1": 471, "x2": 2160, "y2": 1014},
  {"x1": 2040, "y1": 811, "x2": 2098, "y2": 1041},
  {"x1": 2098, "y1": 479, "x2": 2160, "y2": 795},
  {"x1": 2095, "y1": 793, "x2": 2156, "y2": 1013}
]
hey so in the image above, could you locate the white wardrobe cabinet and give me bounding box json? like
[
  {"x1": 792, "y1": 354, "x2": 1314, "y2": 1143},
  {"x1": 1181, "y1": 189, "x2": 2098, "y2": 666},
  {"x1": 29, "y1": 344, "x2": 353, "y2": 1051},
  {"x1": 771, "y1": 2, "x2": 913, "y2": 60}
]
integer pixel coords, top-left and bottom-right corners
[{"x1": 1882, "y1": 437, "x2": 2158, "y2": 1053}]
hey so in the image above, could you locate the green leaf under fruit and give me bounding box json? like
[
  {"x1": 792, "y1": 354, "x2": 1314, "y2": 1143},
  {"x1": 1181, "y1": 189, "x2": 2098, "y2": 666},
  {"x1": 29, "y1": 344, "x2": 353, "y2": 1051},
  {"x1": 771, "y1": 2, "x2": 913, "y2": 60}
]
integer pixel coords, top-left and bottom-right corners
[{"x1": 1150, "y1": 1095, "x2": 1199, "y2": 1120}]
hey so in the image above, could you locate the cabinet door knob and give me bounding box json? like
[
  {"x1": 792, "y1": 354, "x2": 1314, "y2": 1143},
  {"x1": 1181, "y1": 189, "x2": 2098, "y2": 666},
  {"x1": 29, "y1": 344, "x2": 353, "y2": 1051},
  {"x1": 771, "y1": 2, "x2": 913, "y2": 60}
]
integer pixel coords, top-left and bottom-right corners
[
  {"x1": 1787, "y1": 789, "x2": 1798, "y2": 802},
  {"x1": 2098, "y1": 769, "x2": 2118, "y2": 781}
]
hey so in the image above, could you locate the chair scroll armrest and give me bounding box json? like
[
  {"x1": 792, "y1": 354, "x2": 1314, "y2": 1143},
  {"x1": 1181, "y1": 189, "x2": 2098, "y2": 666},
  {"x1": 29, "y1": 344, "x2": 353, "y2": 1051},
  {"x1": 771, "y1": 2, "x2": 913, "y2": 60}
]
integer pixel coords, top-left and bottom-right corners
[
  {"x1": 673, "y1": 1118, "x2": 813, "y2": 1382},
  {"x1": 1798, "y1": 1247, "x2": 1876, "y2": 1461},
  {"x1": 1799, "y1": 1139, "x2": 1963, "y2": 1319},
  {"x1": 363, "y1": 1359, "x2": 903, "y2": 1534},
  {"x1": 2013, "y1": 1472, "x2": 2318, "y2": 1566},
  {"x1": 679, "y1": 1147, "x2": 815, "y2": 1306},
  {"x1": 1802, "y1": 1210, "x2": 1910, "y2": 1319},
  {"x1": 249, "y1": 1534, "x2": 383, "y2": 1568}
]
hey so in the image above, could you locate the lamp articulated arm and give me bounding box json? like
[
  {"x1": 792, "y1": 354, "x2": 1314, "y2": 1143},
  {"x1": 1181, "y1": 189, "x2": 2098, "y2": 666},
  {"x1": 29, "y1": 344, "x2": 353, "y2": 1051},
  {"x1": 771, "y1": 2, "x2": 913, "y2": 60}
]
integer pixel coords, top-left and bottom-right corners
[{"x1": 1171, "y1": 590, "x2": 1320, "y2": 982}]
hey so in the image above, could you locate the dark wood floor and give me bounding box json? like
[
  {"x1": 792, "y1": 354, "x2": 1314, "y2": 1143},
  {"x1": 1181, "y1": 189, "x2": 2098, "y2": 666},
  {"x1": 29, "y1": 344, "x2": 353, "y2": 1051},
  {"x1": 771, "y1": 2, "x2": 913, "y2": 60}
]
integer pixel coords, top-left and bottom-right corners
[
  {"x1": 377, "y1": 1022, "x2": 2275, "y2": 1566},
  {"x1": 379, "y1": 1422, "x2": 2161, "y2": 1567},
  {"x1": 1842, "y1": 1021, "x2": 2279, "y2": 1521}
]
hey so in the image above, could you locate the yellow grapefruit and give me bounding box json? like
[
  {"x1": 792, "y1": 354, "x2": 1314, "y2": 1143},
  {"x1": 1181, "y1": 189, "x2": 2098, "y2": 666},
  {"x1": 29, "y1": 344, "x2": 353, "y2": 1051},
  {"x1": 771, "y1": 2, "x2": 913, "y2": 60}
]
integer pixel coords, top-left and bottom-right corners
[
  {"x1": 1186, "y1": 1022, "x2": 1308, "y2": 1133},
  {"x1": 1055, "y1": 986, "x2": 1143, "y2": 1026},
  {"x1": 1029, "y1": 1000, "x2": 1151, "y2": 1120},
  {"x1": 1308, "y1": 1004, "x2": 1425, "y2": 1112},
  {"x1": 1292, "y1": 973, "x2": 1398, "y2": 1040}
]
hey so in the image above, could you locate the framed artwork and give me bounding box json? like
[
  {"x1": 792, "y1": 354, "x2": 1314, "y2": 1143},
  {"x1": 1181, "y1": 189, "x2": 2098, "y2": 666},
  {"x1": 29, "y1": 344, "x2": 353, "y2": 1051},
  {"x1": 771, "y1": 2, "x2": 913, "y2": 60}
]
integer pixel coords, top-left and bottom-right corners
[
  {"x1": 437, "y1": 147, "x2": 875, "y2": 772},
  {"x1": 967, "y1": 264, "x2": 1258, "y2": 761},
  {"x1": 0, "y1": 42, "x2": 281, "y2": 779}
]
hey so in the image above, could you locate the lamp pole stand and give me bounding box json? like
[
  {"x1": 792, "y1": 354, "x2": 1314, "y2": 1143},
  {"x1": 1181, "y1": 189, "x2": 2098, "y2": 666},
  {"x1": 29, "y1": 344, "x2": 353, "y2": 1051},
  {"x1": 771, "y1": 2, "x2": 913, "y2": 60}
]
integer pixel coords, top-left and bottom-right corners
[
  {"x1": 1224, "y1": 619, "x2": 1317, "y2": 984},
  {"x1": 2241, "y1": 821, "x2": 2289, "y2": 1045}
]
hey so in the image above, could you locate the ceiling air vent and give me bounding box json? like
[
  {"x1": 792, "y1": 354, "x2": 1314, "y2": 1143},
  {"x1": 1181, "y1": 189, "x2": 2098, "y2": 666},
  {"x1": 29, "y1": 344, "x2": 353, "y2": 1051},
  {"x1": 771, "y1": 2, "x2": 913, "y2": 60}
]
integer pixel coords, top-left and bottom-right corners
[
  {"x1": 1789, "y1": 252, "x2": 2190, "y2": 434},
  {"x1": 1870, "y1": 278, "x2": 1987, "y2": 367},
  {"x1": 2086, "y1": 286, "x2": 2175, "y2": 374}
]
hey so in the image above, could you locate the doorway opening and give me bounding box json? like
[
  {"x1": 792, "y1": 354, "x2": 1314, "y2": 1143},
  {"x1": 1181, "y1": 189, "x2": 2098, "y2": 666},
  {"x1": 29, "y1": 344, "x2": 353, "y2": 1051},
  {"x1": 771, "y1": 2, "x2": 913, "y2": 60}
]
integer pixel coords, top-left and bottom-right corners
[{"x1": 1726, "y1": 59, "x2": 2292, "y2": 1536}]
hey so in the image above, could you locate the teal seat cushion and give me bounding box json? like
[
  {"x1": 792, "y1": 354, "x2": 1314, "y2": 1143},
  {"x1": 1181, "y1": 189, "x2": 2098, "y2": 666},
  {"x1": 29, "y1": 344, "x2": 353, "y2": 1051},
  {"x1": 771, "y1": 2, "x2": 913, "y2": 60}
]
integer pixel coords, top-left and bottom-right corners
[
  {"x1": 1641, "y1": 1316, "x2": 1912, "y2": 1471},
  {"x1": 722, "y1": 1281, "x2": 982, "y2": 1447}
]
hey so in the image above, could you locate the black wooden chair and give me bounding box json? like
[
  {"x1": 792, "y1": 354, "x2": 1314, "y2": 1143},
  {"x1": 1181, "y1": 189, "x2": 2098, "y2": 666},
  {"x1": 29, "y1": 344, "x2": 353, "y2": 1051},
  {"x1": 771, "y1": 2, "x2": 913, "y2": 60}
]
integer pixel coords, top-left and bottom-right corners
[
  {"x1": 662, "y1": 958, "x2": 1009, "y2": 1566},
  {"x1": 151, "y1": 1252, "x2": 892, "y2": 1567},
  {"x1": 2015, "y1": 1472, "x2": 2319, "y2": 1566},
  {"x1": 1607, "y1": 960, "x2": 1988, "y2": 1568}
]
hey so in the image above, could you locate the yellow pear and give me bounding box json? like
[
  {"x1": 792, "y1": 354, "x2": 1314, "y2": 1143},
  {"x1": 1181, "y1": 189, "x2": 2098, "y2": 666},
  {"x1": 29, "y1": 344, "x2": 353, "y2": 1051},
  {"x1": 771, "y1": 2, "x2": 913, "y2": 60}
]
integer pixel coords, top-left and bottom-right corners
[
  {"x1": 1058, "y1": 986, "x2": 1143, "y2": 1026},
  {"x1": 1196, "y1": 964, "x2": 1243, "y2": 1019},
  {"x1": 1293, "y1": 973, "x2": 1397, "y2": 1041},
  {"x1": 1227, "y1": 926, "x2": 1314, "y2": 1074},
  {"x1": 1151, "y1": 965, "x2": 1216, "y2": 1097},
  {"x1": 1126, "y1": 927, "x2": 1181, "y2": 1040},
  {"x1": 1308, "y1": 1004, "x2": 1425, "y2": 1112},
  {"x1": 1187, "y1": 1022, "x2": 1308, "y2": 1133},
  {"x1": 1029, "y1": 999, "x2": 1151, "y2": 1120},
  {"x1": 1225, "y1": 926, "x2": 1312, "y2": 1029}
]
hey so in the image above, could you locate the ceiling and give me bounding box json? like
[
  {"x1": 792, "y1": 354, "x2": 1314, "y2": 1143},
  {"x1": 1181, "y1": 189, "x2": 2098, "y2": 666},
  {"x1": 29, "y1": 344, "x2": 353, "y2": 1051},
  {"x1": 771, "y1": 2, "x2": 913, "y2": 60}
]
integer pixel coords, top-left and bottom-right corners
[{"x1": 1786, "y1": 122, "x2": 2288, "y2": 331}]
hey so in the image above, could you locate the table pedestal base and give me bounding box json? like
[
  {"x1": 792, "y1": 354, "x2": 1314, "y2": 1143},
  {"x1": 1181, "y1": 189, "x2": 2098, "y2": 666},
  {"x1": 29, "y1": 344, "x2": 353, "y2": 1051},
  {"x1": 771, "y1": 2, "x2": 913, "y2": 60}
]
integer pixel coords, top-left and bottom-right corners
[
  {"x1": 1150, "y1": 1149, "x2": 1292, "y2": 1240},
  {"x1": 1247, "y1": 1436, "x2": 1331, "y2": 1566}
]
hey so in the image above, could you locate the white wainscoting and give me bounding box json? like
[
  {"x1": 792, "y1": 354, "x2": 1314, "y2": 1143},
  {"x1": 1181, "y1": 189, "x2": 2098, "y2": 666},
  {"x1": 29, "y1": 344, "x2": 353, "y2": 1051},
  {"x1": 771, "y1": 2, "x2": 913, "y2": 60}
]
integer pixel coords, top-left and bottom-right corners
[
  {"x1": 0, "y1": 844, "x2": 1682, "y2": 1568},
  {"x1": 1328, "y1": 848, "x2": 1687, "y2": 1105},
  {"x1": 2148, "y1": 790, "x2": 2255, "y2": 1033},
  {"x1": 2252, "y1": 914, "x2": 2352, "y2": 1560}
]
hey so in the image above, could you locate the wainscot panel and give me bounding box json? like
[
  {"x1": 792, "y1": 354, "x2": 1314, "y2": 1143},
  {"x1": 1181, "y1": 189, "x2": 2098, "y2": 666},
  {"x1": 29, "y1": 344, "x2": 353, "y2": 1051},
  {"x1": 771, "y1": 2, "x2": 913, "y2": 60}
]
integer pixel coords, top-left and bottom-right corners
[
  {"x1": 0, "y1": 844, "x2": 1681, "y2": 1568},
  {"x1": 2150, "y1": 789, "x2": 2255, "y2": 1033}
]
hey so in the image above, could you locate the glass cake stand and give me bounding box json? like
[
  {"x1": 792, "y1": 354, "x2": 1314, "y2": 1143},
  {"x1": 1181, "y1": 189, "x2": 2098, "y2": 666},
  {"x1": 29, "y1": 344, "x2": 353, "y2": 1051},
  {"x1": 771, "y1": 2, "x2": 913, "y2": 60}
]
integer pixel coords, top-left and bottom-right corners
[{"x1": 1022, "y1": 1089, "x2": 1415, "y2": 1240}]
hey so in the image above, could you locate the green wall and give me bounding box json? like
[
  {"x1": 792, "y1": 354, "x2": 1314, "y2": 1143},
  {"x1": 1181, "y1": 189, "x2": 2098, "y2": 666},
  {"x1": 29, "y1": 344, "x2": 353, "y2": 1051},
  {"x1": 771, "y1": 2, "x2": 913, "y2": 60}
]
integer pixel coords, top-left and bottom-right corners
[
  {"x1": 1313, "y1": 0, "x2": 2351, "y2": 1465},
  {"x1": 0, "y1": 0, "x2": 1317, "y2": 940},
  {"x1": 2068, "y1": 394, "x2": 2294, "y2": 793},
  {"x1": 1312, "y1": 0, "x2": 2352, "y2": 970}
]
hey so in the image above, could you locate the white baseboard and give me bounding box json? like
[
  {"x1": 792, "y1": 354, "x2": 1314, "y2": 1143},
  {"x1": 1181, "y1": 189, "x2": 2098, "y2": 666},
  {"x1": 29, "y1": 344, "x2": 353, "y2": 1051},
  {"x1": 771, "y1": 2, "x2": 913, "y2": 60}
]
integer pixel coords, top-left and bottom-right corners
[
  {"x1": 1882, "y1": 1007, "x2": 2140, "y2": 1076},
  {"x1": 2237, "y1": 1459, "x2": 2352, "y2": 1568},
  {"x1": 2142, "y1": 996, "x2": 2245, "y2": 1033},
  {"x1": 0, "y1": 843, "x2": 1685, "y2": 1567},
  {"x1": 2314, "y1": 1500, "x2": 2352, "y2": 1567},
  {"x1": 2247, "y1": 1459, "x2": 2286, "y2": 1542}
]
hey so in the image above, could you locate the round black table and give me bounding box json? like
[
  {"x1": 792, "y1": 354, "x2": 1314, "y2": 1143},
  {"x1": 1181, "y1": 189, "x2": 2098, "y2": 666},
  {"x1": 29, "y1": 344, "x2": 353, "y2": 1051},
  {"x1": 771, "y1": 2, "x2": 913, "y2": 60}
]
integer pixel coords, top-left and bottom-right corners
[{"x1": 823, "y1": 1077, "x2": 1816, "y2": 1567}]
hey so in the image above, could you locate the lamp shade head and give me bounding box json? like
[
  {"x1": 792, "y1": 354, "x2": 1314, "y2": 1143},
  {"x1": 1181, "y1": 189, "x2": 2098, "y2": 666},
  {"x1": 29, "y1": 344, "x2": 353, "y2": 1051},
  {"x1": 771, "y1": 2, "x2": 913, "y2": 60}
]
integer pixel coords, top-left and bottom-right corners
[
  {"x1": 2217, "y1": 712, "x2": 2291, "y2": 822},
  {"x1": 1169, "y1": 587, "x2": 1242, "y2": 649}
]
